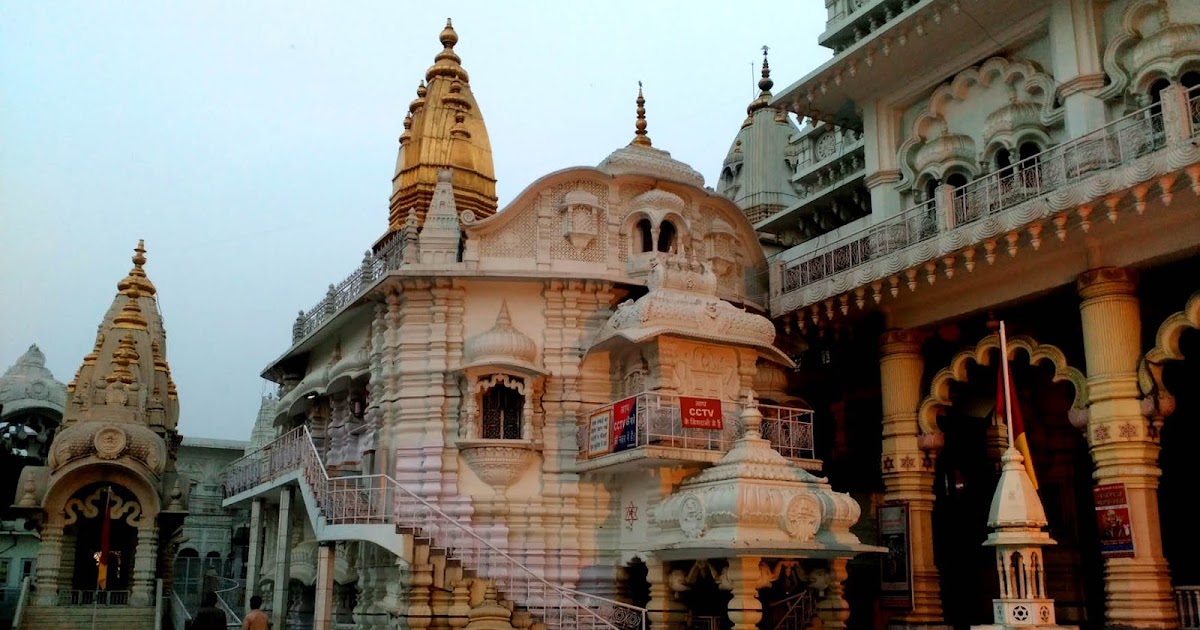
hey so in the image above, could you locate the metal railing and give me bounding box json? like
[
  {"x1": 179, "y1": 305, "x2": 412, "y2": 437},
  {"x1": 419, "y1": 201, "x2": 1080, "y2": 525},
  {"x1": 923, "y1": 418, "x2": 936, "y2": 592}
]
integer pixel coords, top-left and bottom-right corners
[
  {"x1": 292, "y1": 231, "x2": 408, "y2": 343},
  {"x1": 56, "y1": 589, "x2": 130, "y2": 606},
  {"x1": 224, "y1": 426, "x2": 647, "y2": 630},
  {"x1": 779, "y1": 96, "x2": 1174, "y2": 297},
  {"x1": 575, "y1": 392, "x2": 814, "y2": 462},
  {"x1": 1179, "y1": 586, "x2": 1200, "y2": 630},
  {"x1": 1190, "y1": 86, "x2": 1200, "y2": 138},
  {"x1": 214, "y1": 577, "x2": 243, "y2": 627},
  {"x1": 170, "y1": 589, "x2": 192, "y2": 630},
  {"x1": 11, "y1": 576, "x2": 31, "y2": 630}
]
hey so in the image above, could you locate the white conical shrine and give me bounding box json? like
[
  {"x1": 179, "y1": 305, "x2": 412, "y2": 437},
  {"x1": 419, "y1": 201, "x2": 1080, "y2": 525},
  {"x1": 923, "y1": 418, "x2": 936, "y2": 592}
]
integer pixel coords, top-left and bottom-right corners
[{"x1": 972, "y1": 446, "x2": 1074, "y2": 630}]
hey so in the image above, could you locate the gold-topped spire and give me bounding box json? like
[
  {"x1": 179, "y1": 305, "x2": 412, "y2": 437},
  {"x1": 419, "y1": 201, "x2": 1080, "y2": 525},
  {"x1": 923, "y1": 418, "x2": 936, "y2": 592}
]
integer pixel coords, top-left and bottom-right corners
[
  {"x1": 632, "y1": 81, "x2": 652, "y2": 147},
  {"x1": 113, "y1": 287, "x2": 149, "y2": 330},
  {"x1": 116, "y1": 239, "x2": 156, "y2": 297},
  {"x1": 106, "y1": 333, "x2": 140, "y2": 384},
  {"x1": 746, "y1": 46, "x2": 775, "y2": 118},
  {"x1": 388, "y1": 19, "x2": 497, "y2": 235}
]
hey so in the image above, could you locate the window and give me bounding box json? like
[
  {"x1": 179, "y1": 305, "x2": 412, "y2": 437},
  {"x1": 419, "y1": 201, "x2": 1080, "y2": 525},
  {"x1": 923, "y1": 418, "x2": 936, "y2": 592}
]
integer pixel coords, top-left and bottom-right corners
[
  {"x1": 482, "y1": 383, "x2": 523, "y2": 440},
  {"x1": 19, "y1": 559, "x2": 34, "y2": 582},
  {"x1": 635, "y1": 219, "x2": 653, "y2": 253},
  {"x1": 656, "y1": 221, "x2": 677, "y2": 253}
]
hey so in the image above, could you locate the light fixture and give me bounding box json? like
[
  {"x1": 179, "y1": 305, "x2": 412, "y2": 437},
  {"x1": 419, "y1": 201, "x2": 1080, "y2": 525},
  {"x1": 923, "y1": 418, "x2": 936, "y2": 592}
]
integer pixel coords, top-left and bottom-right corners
[{"x1": 305, "y1": 392, "x2": 317, "y2": 400}]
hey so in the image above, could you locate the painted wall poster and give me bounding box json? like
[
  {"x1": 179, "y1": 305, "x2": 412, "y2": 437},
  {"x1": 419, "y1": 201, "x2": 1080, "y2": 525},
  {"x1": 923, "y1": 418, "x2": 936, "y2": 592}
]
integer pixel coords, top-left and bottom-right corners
[
  {"x1": 879, "y1": 503, "x2": 913, "y2": 609},
  {"x1": 587, "y1": 408, "x2": 612, "y2": 458},
  {"x1": 611, "y1": 397, "x2": 639, "y2": 453},
  {"x1": 1094, "y1": 483, "x2": 1135, "y2": 558},
  {"x1": 679, "y1": 396, "x2": 723, "y2": 430}
]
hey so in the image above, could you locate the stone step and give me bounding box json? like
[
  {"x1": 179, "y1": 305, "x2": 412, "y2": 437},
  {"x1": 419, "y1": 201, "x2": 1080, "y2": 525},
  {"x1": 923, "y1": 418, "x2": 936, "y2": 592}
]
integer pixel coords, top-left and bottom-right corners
[{"x1": 21, "y1": 605, "x2": 156, "y2": 630}]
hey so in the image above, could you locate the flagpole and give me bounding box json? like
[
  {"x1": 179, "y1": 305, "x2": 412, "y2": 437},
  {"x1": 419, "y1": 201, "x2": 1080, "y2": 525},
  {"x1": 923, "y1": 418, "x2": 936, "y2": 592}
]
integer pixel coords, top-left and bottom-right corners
[
  {"x1": 91, "y1": 485, "x2": 111, "y2": 630},
  {"x1": 999, "y1": 322, "x2": 1016, "y2": 450}
]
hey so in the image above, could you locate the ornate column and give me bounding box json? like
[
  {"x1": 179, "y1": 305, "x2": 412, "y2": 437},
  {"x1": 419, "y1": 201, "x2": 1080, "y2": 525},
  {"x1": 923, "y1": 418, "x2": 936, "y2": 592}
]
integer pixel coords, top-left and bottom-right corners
[
  {"x1": 725, "y1": 556, "x2": 763, "y2": 630},
  {"x1": 878, "y1": 329, "x2": 946, "y2": 628},
  {"x1": 816, "y1": 558, "x2": 852, "y2": 630},
  {"x1": 131, "y1": 524, "x2": 158, "y2": 606},
  {"x1": 273, "y1": 487, "x2": 294, "y2": 630},
  {"x1": 34, "y1": 524, "x2": 63, "y2": 605},
  {"x1": 312, "y1": 542, "x2": 336, "y2": 630},
  {"x1": 246, "y1": 498, "x2": 263, "y2": 612},
  {"x1": 1077, "y1": 268, "x2": 1177, "y2": 628},
  {"x1": 645, "y1": 559, "x2": 686, "y2": 628}
]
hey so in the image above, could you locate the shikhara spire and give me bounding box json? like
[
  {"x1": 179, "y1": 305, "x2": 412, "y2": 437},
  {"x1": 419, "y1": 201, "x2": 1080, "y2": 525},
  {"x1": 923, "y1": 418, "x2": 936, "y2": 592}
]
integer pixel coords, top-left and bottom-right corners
[{"x1": 632, "y1": 81, "x2": 652, "y2": 147}]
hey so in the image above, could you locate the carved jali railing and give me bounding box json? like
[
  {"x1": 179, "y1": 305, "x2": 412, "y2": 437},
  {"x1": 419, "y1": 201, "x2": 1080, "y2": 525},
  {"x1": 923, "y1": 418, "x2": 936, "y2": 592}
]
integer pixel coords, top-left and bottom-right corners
[
  {"x1": 291, "y1": 231, "x2": 408, "y2": 344},
  {"x1": 779, "y1": 91, "x2": 1183, "y2": 298},
  {"x1": 224, "y1": 427, "x2": 646, "y2": 630}
]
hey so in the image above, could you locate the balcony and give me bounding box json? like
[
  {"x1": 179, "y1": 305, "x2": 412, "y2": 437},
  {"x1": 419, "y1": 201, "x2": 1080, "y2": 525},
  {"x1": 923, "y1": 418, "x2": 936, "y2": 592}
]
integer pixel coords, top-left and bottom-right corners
[
  {"x1": 758, "y1": 125, "x2": 868, "y2": 240},
  {"x1": 575, "y1": 391, "x2": 817, "y2": 473},
  {"x1": 771, "y1": 85, "x2": 1200, "y2": 317}
]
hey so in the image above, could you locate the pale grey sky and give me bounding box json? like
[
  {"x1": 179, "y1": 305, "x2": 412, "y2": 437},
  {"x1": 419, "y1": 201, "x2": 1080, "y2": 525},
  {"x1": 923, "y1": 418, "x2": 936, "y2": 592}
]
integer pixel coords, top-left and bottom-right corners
[{"x1": 1, "y1": 2, "x2": 828, "y2": 440}]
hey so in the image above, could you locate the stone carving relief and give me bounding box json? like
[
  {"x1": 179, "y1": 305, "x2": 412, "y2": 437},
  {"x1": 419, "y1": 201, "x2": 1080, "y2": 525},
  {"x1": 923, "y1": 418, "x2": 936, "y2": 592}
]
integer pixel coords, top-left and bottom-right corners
[
  {"x1": 897, "y1": 57, "x2": 1064, "y2": 191},
  {"x1": 558, "y1": 189, "x2": 602, "y2": 251},
  {"x1": 1100, "y1": 0, "x2": 1200, "y2": 101},
  {"x1": 64, "y1": 486, "x2": 145, "y2": 527},
  {"x1": 671, "y1": 347, "x2": 740, "y2": 400},
  {"x1": 782, "y1": 494, "x2": 821, "y2": 541}
]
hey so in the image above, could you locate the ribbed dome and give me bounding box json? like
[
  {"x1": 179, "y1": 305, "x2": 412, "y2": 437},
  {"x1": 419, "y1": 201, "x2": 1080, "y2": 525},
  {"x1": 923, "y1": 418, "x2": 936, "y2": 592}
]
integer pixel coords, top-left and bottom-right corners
[
  {"x1": 597, "y1": 83, "x2": 705, "y2": 188},
  {"x1": 983, "y1": 101, "x2": 1044, "y2": 144},
  {"x1": 463, "y1": 302, "x2": 541, "y2": 373},
  {"x1": 0, "y1": 344, "x2": 67, "y2": 420}
]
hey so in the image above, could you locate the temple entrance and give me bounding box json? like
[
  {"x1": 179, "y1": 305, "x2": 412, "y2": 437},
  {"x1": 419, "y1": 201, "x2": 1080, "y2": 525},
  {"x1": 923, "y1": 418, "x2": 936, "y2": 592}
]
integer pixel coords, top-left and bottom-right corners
[
  {"x1": 931, "y1": 353, "x2": 1104, "y2": 629},
  {"x1": 64, "y1": 484, "x2": 139, "y2": 597},
  {"x1": 675, "y1": 559, "x2": 733, "y2": 630}
]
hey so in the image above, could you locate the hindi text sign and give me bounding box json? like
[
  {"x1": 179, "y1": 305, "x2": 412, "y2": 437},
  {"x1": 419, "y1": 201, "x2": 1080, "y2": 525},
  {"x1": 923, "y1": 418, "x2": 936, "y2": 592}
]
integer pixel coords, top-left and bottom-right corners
[
  {"x1": 587, "y1": 408, "x2": 612, "y2": 458},
  {"x1": 611, "y1": 397, "x2": 639, "y2": 453},
  {"x1": 879, "y1": 503, "x2": 913, "y2": 609},
  {"x1": 1094, "y1": 483, "x2": 1135, "y2": 558},
  {"x1": 679, "y1": 396, "x2": 723, "y2": 430}
]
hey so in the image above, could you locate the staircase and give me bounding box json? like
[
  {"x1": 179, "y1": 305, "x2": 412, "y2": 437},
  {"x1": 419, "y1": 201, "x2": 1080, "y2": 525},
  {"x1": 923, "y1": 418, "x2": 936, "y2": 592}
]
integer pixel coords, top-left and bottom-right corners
[
  {"x1": 765, "y1": 590, "x2": 818, "y2": 630},
  {"x1": 224, "y1": 426, "x2": 646, "y2": 630},
  {"x1": 20, "y1": 606, "x2": 156, "y2": 630}
]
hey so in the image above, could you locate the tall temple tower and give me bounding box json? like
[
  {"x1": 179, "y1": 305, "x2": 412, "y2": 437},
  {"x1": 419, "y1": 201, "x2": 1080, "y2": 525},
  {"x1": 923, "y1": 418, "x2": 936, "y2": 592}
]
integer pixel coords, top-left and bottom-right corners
[
  {"x1": 13, "y1": 242, "x2": 189, "y2": 627},
  {"x1": 387, "y1": 19, "x2": 498, "y2": 237}
]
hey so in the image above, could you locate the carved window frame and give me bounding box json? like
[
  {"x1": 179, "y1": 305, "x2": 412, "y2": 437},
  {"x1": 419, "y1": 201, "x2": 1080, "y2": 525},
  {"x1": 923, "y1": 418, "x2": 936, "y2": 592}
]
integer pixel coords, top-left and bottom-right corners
[{"x1": 460, "y1": 372, "x2": 540, "y2": 443}]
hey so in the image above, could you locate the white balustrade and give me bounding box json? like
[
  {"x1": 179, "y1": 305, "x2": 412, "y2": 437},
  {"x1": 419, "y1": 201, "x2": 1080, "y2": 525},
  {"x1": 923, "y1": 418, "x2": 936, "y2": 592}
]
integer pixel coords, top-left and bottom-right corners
[{"x1": 1178, "y1": 586, "x2": 1200, "y2": 630}]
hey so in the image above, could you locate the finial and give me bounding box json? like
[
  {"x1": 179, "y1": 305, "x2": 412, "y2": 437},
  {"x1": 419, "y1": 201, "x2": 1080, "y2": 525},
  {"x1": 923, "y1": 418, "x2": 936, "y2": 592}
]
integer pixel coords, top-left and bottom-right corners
[
  {"x1": 117, "y1": 239, "x2": 157, "y2": 296},
  {"x1": 133, "y1": 239, "x2": 147, "y2": 267},
  {"x1": 759, "y1": 45, "x2": 774, "y2": 93},
  {"x1": 496, "y1": 300, "x2": 512, "y2": 326},
  {"x1": 632, "y1": 81, "x2": 652, "y2": 147},
  {"x1": 440, "y1": 18, "x2": 458, "y2": 49}
]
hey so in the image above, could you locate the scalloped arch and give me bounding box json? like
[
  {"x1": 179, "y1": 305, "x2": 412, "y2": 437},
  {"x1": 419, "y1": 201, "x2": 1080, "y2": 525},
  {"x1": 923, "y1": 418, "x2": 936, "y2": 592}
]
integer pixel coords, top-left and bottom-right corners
[
  {"x1": 1099, "y1": 0, "x2": 1200, "y2": 100},
  {"x1": 898, "y1": 57, "x2": 1064, "y2": 189},
  {"x1": 918, "y1": 333, "x2": 1089, "y2": 435},
  {"x1": 1139, "y1": 290, "x2": 1200, "y2": 397}
]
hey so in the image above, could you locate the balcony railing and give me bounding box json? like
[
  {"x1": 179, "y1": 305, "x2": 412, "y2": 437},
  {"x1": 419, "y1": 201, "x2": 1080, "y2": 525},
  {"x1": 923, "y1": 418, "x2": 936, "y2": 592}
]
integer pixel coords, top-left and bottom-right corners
[
  {"x1": 1179, "y1": 586, "x2": 1200, "y2": 630},
  {"x1": 56, "y1": 590, "x2": 130, "y2": 606},
  {"x1": 575, "y1": 392, "x2": 814, "y2": 464},
  {"x1": 291, "y1": 231, "x2": 408, "y2": 344},
  {"x1": 778, "y1": 88, "x2": 1192, "y2": 301}
]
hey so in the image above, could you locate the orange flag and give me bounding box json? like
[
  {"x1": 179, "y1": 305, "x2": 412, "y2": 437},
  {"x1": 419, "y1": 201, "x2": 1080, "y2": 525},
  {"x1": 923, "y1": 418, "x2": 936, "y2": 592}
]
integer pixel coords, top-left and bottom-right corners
[
  {"x1": 97, "y1": 488, "x2": 112, "y2": 590},
  {"x1": 996, "y1": 363, "x2": 1038, "y2": 490}
]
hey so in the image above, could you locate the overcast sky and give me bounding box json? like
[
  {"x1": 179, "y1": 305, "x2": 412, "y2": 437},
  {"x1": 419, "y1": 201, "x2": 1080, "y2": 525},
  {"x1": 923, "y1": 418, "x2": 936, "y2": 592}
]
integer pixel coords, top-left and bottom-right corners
[{"x1": 1, "y1": 2, "x2": 828, "y2": 441}]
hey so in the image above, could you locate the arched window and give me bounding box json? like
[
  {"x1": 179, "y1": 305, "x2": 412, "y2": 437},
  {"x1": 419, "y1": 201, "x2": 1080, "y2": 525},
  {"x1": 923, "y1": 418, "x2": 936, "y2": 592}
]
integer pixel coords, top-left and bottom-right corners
[
  {"x1": 996, "y1": 147, "x2": 1013, "y2": 176},
  {"x1": 482, "y1": 383, "x2": 523, "y2": 440},
  {"x1": 635, "y1": 219, "x2": 653, "y2": 253},
  {"x1": 1182, "y1": 71, "x2": 1200, "y2": 91},
  {"x1": 924, "y1": 178, "x2": 940, "y2": 202},
  {"x1": 945, "y1": 173, "x2": 968, "y2": 189},
  {"x1": 656, "y1": 221, "x2": 677, "y2": 253}
]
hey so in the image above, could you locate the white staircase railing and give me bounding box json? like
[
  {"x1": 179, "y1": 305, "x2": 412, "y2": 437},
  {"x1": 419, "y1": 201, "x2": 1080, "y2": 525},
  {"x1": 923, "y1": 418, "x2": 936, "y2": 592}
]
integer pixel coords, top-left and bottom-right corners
[
  {"x1": 768, "y1": 590, "x2": 818, "y2": 630},
  {"x1": 225, "y1": 426, "x2": 646, "y2": 630}
]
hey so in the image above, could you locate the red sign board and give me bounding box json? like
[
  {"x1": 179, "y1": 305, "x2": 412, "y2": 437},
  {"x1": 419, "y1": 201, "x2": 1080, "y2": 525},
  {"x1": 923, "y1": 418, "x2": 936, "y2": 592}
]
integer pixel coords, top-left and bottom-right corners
[
  {"x1": 679, "y1": 396, "x2": 723, "y2": 430},
  {"x1": 1094, "y1": 483, "x2": 1135, "y2": 558}
]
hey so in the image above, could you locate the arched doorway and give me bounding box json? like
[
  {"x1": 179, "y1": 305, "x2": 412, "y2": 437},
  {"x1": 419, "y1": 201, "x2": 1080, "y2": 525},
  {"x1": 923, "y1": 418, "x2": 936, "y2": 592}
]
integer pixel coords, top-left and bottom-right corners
[
  {"x1": 62, "y1": 484, "x2": 140, "y2": 598},
  {"x1": 920, "y1": 336, "x2": 1104, "y2": 628}
]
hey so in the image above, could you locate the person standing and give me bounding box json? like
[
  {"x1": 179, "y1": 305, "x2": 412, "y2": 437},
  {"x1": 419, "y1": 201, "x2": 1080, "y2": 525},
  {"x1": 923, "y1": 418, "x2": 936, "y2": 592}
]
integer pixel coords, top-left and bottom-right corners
[
  {"x1": 192, "y1": 591, "x2": 228, "y2": 630},
  {"x1": 243, "y1": 595, "x2": 269, "y2": 630}
]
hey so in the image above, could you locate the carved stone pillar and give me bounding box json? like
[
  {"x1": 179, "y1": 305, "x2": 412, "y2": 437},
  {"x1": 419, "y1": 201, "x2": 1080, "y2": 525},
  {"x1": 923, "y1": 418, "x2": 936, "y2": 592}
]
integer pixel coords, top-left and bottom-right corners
[
  {"x1": 131, "y1": 525, "x2": 158, "y2": 606},
  {"x1": 816, "y1": 558, "x2": 851, "y2": 630},
  {"x1": 313, "y1": 542, "x2": 336, "y2": 630},
  {"x1": 245, "y1": 498, "x2": 263, "y2": 612},
  {"x1": 725, "y1": 556, "x2": 763, "y2": 630},
  {"x1": 878, "y1": 329, "x2": 946, "y2": 628},
  {"x1": 1077, "y1": 268, "x2": 1177, "y2": 628},
  {"x1": 273, "y1": 487, "x2": 294, "y2": 630},
  {"x1": 34, "y1": 525, "x2": 63, "y2": 605},
  {"x1": 646, "y1": 559, "x2": 686, "y2": 629},
  {"x1": 1159, "y1": 83, "x2": 1194, "y2": 144}
]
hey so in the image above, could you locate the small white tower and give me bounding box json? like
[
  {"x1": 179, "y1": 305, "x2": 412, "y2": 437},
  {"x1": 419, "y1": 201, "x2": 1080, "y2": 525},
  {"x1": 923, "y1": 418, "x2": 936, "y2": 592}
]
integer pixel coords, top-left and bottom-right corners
[{"x1": 973, "y1": 446, "x2": 1074, "y2": 630}]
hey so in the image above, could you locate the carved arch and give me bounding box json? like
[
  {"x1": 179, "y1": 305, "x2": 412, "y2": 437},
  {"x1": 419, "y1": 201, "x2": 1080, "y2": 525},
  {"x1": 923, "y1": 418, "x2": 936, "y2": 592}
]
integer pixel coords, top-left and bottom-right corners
[
  {"x1": 898, "y1": 57, "x2": 1063, "y2": 190},
  {"x1": 1139, "y1": 290, "x2": 1200, "y2": 401},
  {"x1": 918, "y1": 333, "x2": 1089, "y2": 436},
  {"x1": 1099, "y1": 0, "x2": 1200, "y2": 100}
]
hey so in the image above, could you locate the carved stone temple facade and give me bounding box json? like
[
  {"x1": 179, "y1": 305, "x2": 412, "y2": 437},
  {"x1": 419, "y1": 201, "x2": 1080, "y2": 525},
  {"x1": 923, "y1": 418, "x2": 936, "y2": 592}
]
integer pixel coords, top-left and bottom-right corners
[
  {"x1": 226, "y1": 4, "x2": 1200, "y2": 630},
  {"x1": 11, "y1": 243, "x2": 190, "y2": 628}
]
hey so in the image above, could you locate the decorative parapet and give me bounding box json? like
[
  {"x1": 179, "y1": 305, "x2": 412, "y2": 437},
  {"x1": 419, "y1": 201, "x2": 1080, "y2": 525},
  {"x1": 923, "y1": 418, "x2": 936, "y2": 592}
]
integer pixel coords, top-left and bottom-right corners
[
  {"x1": 771, "y1": 85, "x2": 1200, "y2": 318},
  {"x1": 291, "y1": 231, "x2": 409, "y2": 344},
  {"x1": 822, "y1": 0, "x2": 926, "y2": 53}
]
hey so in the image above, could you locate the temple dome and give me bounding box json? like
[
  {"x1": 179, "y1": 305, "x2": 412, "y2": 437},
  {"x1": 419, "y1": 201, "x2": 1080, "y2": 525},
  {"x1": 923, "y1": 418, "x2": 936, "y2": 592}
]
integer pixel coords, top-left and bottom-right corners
[
  {"x1": 462, "y1": 301, "x2": 542, "y2": 374},
  {"x1": 597, "y1": 84, "x2": 705, "y2": 188},
  {"x1": 0, "y1": 344, "x2": 67, "y2": 421},
  {"x1": 389, "y1": 19, "x2": 498, "y2": 235}
]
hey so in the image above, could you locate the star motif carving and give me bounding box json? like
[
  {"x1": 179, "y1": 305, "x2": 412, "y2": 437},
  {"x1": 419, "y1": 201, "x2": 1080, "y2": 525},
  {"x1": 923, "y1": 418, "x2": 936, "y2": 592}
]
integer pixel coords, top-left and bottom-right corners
[
  {"x1": 625, "y1": 501, "x2": 639, "y2": 528},
  {"x1": 882, "y1": 456, "x2": 895, "y2": 471},
  {"x1": 1093, "y1": 425, "x2": 1110, "y2": 442},
  {"x1": 1118, "y1": 423, "x2": 1137, "y2": 439},
  {"x1": 900, "y1": 456, "x2": 916, "y2": 470}
]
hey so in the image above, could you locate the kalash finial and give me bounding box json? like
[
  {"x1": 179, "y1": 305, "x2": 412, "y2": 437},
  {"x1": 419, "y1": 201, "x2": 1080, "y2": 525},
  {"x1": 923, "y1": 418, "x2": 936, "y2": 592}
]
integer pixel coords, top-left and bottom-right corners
[
  {"x1": 118, "y1": 239, "x2": 156, "y2": 297},
  {"x1": 632, "y1": 81, "x2": 652, "y2": 147},
  {"x1": 759, "y1": 45, "x2": 774, "y2": 93},
  {"x1": 440, "y1": 18, "x2": 458, "y2": 49}
]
